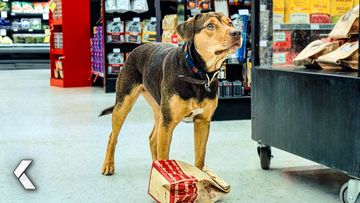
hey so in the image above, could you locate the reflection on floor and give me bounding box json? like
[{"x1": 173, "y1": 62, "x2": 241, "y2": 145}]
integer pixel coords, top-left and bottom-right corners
[{"x1": 0, "y1": 70, "x2": 349, "y2": 202}]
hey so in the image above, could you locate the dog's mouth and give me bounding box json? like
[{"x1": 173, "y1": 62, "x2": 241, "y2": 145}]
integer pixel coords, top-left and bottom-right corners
[{"x1": 214, "y1": 42, "x2": 242, "y2": 55}]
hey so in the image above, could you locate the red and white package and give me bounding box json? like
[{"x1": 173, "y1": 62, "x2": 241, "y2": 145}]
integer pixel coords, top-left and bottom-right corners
[{"x1": 148, "y1": 160, "x2": 230, "y2": 203}]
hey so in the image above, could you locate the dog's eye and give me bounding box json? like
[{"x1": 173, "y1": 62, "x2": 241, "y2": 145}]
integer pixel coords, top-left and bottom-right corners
[
  {"x1": 229, "y1": 22, "x2": 234, "y2": 27},
  {"x1": 207, "y1": 23, "x2": 215, "y2": 30}
]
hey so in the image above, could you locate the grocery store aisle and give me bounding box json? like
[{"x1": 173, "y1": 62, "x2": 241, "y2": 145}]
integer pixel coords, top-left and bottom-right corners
[{"x1": 0, "y1": 70, "x2": 348, "y2": 202}]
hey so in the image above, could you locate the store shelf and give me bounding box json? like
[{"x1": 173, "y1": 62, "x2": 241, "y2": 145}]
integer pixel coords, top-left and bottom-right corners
[
  {"x1": 0, "y1": 44, "x2": 49, "y2": 53},
  {"x1": 273, "y1": 23, "x2": 335, "y2": 31},
  {"x1": 11, "y1": 29, "x2": 45, "y2": 33},
  {"x1": 51, "y1": 48, "x2": 63, "y2": 55},
  {"x1": 10, "y1": 12, "x2": 46, "y2": 17},
  {"x1": 219, "y1": 95, "x2": 251, "y2": 100}
]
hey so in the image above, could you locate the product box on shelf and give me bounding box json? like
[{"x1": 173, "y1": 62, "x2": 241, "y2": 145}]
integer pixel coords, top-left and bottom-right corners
[
  {"x1": 125, "y1": 18, "x2": 142, "y2": 44},
  {"x1": 91, "y1": 26, "x2": 105, "y2": 75},
  {"x1": 142, "y1": 18, "x2": 156, "y2": 43}
]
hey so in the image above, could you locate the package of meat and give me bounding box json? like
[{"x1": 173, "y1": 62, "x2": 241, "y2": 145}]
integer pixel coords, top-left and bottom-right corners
[
  {"x1": 329, "y1": 5, "x2": 359, "y2": 39},
  {"x1": 316, "y1": 41, "x2": 359, "y2": 70},
  {"x1": 293, "y1": 39, "x2": 340, "y2": 67},
  {"x1": 148, "y1": 160, "x2": 230, "y2": 203}
]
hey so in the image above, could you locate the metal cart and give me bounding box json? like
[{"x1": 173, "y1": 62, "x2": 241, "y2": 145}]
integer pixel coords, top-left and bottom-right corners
[{"x1": 251, "y1": 1, "x2": 360, "y2": 202}]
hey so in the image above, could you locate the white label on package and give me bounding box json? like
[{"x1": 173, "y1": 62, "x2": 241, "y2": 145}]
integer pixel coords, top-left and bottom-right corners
[
  {"x1": 43, "y1": 13, "x2": 49, "y2": 20},
  {"x1": 113, "y1": 48, "x2": 120, "y2": 53},
  {"x1": 260, "y1": 40, "x2": 268, "y2": 47},
  {"x1": 0, "y1": 29, "x2": 6, "y2": 36},
  {"x1": 113, "y1": 17, "x2": 121, "y2": 22},
  {"x1": 260, "y1": 5, "x2": 267, "y2": 11},
  {"x1": 274, "y1": 32, "x2": 286, "y2": 42},
  {"x1": 238, "y1": 9, "x2": 249, "y2": 15},
  {"x1": 150, "y1": 17, "x2": 156, "y2": 22},
  {"x1": 133, "y1": 17, "x2": 140, "y2": 22},
  {"x1": 273, "y1": 53, "x2": 286, "y2": 64},
  {"x1": 1, "y1": 11, "x2": 7, "y2": 18}
]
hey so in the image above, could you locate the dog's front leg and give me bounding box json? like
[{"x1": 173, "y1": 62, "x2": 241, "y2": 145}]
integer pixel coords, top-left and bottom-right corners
[
  {"x1": 157, "y1": 115, "x2": 179, "y2": 160},
  {"x1": 194, "y1": 119, "x2": 211, "y2": 169}
]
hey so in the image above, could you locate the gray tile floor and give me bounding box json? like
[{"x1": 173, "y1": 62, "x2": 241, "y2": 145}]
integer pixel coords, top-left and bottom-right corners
[{"x1": 0, "y1": 70, "x2": 349, "y2": 203}]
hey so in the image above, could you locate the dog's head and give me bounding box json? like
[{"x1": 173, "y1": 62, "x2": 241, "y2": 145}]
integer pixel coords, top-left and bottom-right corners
[{"x1": 176, "y1": 12, "x2": 242, "y2": 71}]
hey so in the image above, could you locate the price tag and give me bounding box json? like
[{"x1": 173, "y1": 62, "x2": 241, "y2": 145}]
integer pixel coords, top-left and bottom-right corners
[
  {"x1": 133, "y1": 17, "x2": 140, "y2": 22},
  {"x1": 0, "y1": 29, "x2": 7, "y2": 36},
  {"x1": 13, "y1": 28, "x2": 18, "y2": 32},
  {"x1": 49, "y1": 1, "x2": 57, "y2": 12},
  {"x1": 150, "y1": 17, "x2": 156, "y2": 22},
  {"x1": 11, "y1": 12, "x2": 15, "y2": 16},
  {"x1": 260, "y1": 40, "x2": 268, "y2": 47},
  {"x1": 113, "y1": 48, "x2": 120, "y2": 53},
  {"x1": 238, "y1": 9, "x2": 249, "y2": 15},
  {"x1": 43, "y1": 13, "x2": 49, "y2": 20},
  {"x1": 310, "y1": 24, "x2": 320, "y2": 30},
  {"x1": 28, "y1": 29, "x2": 34, "y2": 32},
  {"x1": 113, "y1": 17, "x2": 121, "y2": 22},
  {"x1": 260, "y1": 5, "x2": 267, "y2": 11},
  {"x1": 273, "y1": 24, "x2": 281, "y2": 30},
  {"x1": 1, "y1": 11, "x2": 7, "y2": 18}
]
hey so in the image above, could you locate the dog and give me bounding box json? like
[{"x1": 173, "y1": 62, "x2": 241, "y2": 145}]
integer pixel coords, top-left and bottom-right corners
[{"x1": 100, "y1": 12, "x2": 242, "y2": 175}]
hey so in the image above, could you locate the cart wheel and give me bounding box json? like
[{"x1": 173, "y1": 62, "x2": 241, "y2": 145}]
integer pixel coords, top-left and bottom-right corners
[
  {"x1": 257, "y1": 146, "x2": 271, "y2": 170},
  {"x1": 340, "y1": 182, "x2": 360, "y2": 203}
]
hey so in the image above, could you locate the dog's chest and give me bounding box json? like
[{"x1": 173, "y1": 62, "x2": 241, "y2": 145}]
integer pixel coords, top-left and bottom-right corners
[{"x1": 182, "y1": 99, "x2": 212, "y2": 123}]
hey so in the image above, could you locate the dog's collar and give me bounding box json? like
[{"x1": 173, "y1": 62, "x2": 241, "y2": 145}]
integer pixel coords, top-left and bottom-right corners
[{"x1": 180, "y1": 43, "x2": 220, "y2": 92}]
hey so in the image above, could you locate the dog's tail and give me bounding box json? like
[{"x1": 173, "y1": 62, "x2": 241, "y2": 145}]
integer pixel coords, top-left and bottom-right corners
[{"x1": 99, "y1": 106, "x2": 115, "y2": 117}]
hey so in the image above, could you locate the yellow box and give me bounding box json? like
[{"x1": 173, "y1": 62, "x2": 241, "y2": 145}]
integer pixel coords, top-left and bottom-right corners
[
  {"x1": 287, "y1": 0, "x2": 310, "y2": 24},
  {"x1": 310, "y1": 0, "x2": 331, "y2": 15},
  {"x1": 331, "y1": 0, "x2": 353, "y2": 17},
  {"x1": 273, "y1": 0, "x2": 285, "y2": 24}
]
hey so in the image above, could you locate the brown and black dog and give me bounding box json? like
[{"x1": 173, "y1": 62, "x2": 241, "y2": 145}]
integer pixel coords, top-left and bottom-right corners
[{"x1": 100, "y1": 12, "x2": 242, "y2": 175}]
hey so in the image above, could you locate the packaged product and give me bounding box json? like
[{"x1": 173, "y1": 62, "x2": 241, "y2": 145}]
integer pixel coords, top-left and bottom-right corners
[
  {"x1": 34, "y1": 34, "x2": 45, "y2": 43},
  {"x1": 232, "y1": 11, "x2": 249, "y2": 63},
  {"x1": 30, "y1": 18, "x2": 42, "y2": 30},
  {"x1": 131, "y1": 0, "x2": 148, "y2": 13},
  {"x1": 12, "y1": 34, "x2": 25, "y2": 43},
  {"x1": 11, "y1": 1, "x2": 22, "y2": 13},
  {"x1": 20, "y1": 18, "x2": 31, "y2": 30},
  {"x1": 22, "y1": 2, "x2": 34, "y2": 13},
  {"x1": 0, "y1": 2, "x2": 9, "y2": 11},
  {"x1": 293, "y1": 39, "x2": 340, "y2": 67},
  {"x1": 331, "y1": 0, "x2": 354, "y2": 23},
  {"x1": 11, "y1": 19, "x2": 21, "y2": 31},
  {"x1": 33, "y1": 2, "x2": 44, "y2": 14},
  {"x1": 317, "y1": 41, "x2": 359, "y2": 70},
  {"x1": 187, "y1": 0, "x2": 210, "y2": 10},
  {"x1": 162, "y1": 29, "x2": 178, "y2": 44},
  {"x1": 329, "y1": 5, "x2": 359, "y2": 39},
  {"x1": 272, "y1": 31, "x2": 292, "y2": 51},
  {"x1": 273, "y1": 0, "x2": 285, "y2": 24},
  {"x1": 117, "y1": 0, "x2": 131, "y2": 13},
  {"x1": 162, "y1": 14, "x2": 178, "y2": 30},
  {"x1": 355, "y1": 0, "x2": 359, "y2": 6},
  {"x1": 105, "y1": 0, "x2": 117, "y2": 13},
  {"x1": 106, "y1": 19, "x2": 125, "y2": 43},
  {"x1": 273, "y1": 52, "x2": 297, "y2": 65},
  {"x1": 125, "y1": 19, "x2": 142, "y2": 44},
  {"x1": 24, "y1": 34, "x2": 35, "y2": 43},
  {"x1": 309, "y1": 0, "x2": 331, "y2": 23},
  {"x1": 0, "y1": 36, "x2": 13, "y2": 44},
  {"x1": 287, "y1": 0, "x2": 310, "y2": 24},
  {"x1": 42, "y1": 2, "x2": 49, "y2": 12},
  {"x1": 148, "y1": 160, "x2": 230, "y2": 203},
  {"x1": 107, "y1": 52, "x2": 124, "y2": 74},
  {"x1": 142, "y1": 19, "x2": 157, "y2": 43}
]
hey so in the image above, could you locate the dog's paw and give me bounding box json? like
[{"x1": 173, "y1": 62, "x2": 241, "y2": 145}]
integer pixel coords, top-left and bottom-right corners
[{"x1": 101, "y1": 161, "x2": 115, "y2": 175}]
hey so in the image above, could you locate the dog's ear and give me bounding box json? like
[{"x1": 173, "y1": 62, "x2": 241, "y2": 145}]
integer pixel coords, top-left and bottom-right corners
[{"x1": 176, "y1": 14, "x2": 201, "y2": 42}]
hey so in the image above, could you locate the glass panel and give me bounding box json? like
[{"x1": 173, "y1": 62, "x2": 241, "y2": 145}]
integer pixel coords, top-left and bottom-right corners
[{"x1": 259, "y1": 0, "x2": 358, "y2": 68}]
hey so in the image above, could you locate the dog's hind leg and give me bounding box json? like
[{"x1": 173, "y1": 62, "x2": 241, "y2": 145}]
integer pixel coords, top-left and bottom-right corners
[
  {"x1": 142, "y1": 90, "x2": 160, "y2": 161},
  {"x1": 102, "y1": 67, "x2": 143, "y2": 175}
]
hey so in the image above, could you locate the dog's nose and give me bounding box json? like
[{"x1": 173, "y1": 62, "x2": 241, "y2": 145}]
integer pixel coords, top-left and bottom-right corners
[{"x1": 230, "y1": 30, "x2": 241, "y2": 39}]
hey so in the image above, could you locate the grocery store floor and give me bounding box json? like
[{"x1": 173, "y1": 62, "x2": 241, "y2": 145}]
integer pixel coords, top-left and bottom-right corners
[{"x1": 0, "y1": 69, "x2": 349, "y2": 202}]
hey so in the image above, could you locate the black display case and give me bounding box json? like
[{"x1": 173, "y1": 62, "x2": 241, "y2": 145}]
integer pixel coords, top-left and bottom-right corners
[{"x1": 251, "y1": 1, "x2": 360, "y2": 202}]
